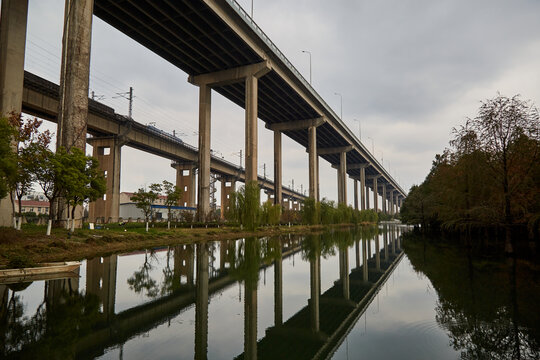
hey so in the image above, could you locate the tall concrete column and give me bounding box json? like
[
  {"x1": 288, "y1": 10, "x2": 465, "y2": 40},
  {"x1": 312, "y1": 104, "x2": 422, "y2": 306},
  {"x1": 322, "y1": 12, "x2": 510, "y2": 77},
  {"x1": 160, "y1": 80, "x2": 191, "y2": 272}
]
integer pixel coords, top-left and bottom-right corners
[
  {"x1": 88, "y1": 137, "x2": 121, "y2": 223},
  {"x1": 353, "y1": 180, "x2": 359, "y2": 210},
  {"x1": 57, "y1": 0, "x2": 93, "y2": 152},
  {"x1": 360, "y1": 166, "x2": 366, "y2": 210},
  {"x1": 245, "y1": 75, "x2": 258, "y2": 183},
  {"x1": 273, "y1": 130, "x2": 282, "y2": 206},
  {"x1": 382, "y1": 185, "x2": 387, "y2": 214},
  {"x1": 220, "y1": 177, "x2": 236, "y2": 219},
  {"x1": 0, "y1": 0, "x2": 29, "y2": 227},
  {"x1": 338, "y1": 151, "x2": 347, "y2": 205},
  {"x1": 373, "y1": 177, "x2": 378, "y2": 212},
  {"x1": 308, "y1": 125, "x2": 318, "y2": 200},
  {"x1": 195, "y1": 242, "x2": 209, "y2": 360},
  {"x1": 197, "y1": 85, "x2": 211, "y2": 220},
  {"x1": 366, "y1": 187, "x2": 370, "y2": 209},
  {"x1": 173, "y1": 162, "x2": 197, "y2": 208},
  {"x1": 388, "y1": 190, "x2": 394, "y2": 215}
]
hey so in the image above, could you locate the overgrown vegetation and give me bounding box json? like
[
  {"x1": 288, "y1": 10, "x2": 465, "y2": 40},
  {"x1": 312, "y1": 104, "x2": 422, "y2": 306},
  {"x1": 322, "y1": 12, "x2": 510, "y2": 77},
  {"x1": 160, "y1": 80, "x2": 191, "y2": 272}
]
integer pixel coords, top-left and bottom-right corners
[{"x1": 400, "y1": 94, "x2": 540, "y2": 252}]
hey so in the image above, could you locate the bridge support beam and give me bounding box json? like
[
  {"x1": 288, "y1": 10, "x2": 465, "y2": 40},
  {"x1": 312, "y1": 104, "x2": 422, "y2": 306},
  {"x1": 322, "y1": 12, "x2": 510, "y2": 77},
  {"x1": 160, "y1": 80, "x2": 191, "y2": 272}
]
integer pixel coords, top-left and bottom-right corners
[
  {"x1": 273, "y1": 130, "x2": 282, "y2": 206},
  {"x1": 360, "y1": 166, "x2": 367, "y2": 210},
  {"x1": 197, "y1": 85, "x2": 211, "y2": 220},
  {"x1": 57, "y1": 0, "x2": 93, "y2": 152},
  {"x1": 368, "y1": 175, "x2": 381, "y2": 212},
  {"x1": 353, "y1": 180, "x2": 359, "y2": 210},
  {"x1": 338, "y1": 151, "x2": 347, "y2": 205},
  {"x1": 388, "y1": 190, "x2": 395, "y2": 216},
  {"x1": 220, "y1": 177, "x2": 236, "y2": 220},
  {"x1": 308, "y1": 125, "x2": 319, "y2": 200},
  {"x1": 88, "y1": 137, "x2": 121, "y2": 223},
  {"x1": 0, "y1": 0, "x2": 28, "y2": 227},
  {"x1": 173, "y1": 162, "x2": 197, "y2": 208},
  {"x1": 382, "y1": 185, "x2": 387, "y2": 214},
  {"x1": 245, "y1": 75, "x2": 258, "y2": 183}
]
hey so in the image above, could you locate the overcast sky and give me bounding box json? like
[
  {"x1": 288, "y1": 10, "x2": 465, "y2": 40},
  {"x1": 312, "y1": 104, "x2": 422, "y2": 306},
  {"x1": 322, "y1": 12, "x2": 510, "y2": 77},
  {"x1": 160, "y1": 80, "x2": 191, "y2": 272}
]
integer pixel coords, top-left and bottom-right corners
[{"x1": 20, "y1": 0, "x2": 540, "y2": 206}]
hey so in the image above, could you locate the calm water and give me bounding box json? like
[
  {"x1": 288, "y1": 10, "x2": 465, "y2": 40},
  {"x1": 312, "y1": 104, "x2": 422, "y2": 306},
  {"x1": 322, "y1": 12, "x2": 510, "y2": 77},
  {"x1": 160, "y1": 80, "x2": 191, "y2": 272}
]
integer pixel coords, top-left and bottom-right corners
[{"x1": 1, "y1": 226, "x2": 539, "y2": 359}]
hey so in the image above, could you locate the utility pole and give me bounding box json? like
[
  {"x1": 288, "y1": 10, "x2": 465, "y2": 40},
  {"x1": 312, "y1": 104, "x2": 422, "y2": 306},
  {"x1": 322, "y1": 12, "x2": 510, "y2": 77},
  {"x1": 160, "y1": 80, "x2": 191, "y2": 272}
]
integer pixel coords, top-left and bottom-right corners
[{"x1": 114, "y1": 86, "x2": 134, "y2": 119}]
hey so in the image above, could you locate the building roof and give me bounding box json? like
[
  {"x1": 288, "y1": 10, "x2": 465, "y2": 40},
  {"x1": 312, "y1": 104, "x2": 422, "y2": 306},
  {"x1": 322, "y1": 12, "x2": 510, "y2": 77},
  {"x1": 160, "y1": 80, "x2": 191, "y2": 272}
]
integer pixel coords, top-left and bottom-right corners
[{"x1": 21, "y1": 200, "x2": 50, "y2": 207}]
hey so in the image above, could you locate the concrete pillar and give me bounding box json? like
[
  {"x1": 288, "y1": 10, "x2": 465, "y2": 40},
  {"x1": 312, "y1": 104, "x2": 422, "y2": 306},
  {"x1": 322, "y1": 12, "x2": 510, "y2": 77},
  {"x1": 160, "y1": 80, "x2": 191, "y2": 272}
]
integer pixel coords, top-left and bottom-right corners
[
  {"x1": 195, "y1": 242, "x2": 209, "y2": 360},
  {"x1": 57, "y1": 0, "x2": 93, "y2": 151},
  {"x1": 388, "y1": 190, "x2": 394, "y2": 215},
  {"x1": 382, "y1": 185, "x2": 387, "y2": 214},
  {"x1": 353, "y1": 180, "x2": 359, "y2": 210},
  {"x1": 197, "y1": 84, "x2": 211, "y2": 221},
  {"x1": 0, "y1": 0, "x2": 29, "y2": 227},
  {"x1": 220, "y1": 177, "x2": 236, "y2": 219},
  {"x1": 308, "y1": 125, "x2": 318, "y2": 200},
  {"x1": 360, "y1": 166, "x2": 366, "y2": 210},
  {"x1": 88, "y1": 137, "x2": 121, "y2": 223},
  {"x1": 245, "y1": 75, "x2": 258, "y2": 183},
  {"x1": 338, "y1": 151, "x2": 347, "y2": 205},
  {"x1": 173, "y1": 162, "x2": 197, "y2": 208},
  {"x1": 373, "y1": 177, "x2": 378, "y2": 212},
  {"x1": 273, "y1": 130, "x2": 282, "y2": 206},
  {"x1": 366, "y1": 187, "x2": 370, "y2": 209}
]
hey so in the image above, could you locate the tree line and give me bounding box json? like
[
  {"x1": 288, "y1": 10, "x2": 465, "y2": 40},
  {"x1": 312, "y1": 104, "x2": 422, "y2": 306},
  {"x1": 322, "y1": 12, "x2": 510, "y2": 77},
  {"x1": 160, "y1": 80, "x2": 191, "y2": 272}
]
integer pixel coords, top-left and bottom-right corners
[
  {"x1": 400, "y1": 94, "x2": 540, "y2": 252},
  {"x1": 0, "y1": 114, "x2": 106, "y2": 235}
]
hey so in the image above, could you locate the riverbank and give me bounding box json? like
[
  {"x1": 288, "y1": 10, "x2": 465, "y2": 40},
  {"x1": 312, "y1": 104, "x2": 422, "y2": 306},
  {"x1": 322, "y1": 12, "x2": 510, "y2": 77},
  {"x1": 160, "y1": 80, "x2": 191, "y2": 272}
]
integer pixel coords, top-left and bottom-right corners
[{"x1": 0, "y1": 223, "x2": 373, "y2": 268}]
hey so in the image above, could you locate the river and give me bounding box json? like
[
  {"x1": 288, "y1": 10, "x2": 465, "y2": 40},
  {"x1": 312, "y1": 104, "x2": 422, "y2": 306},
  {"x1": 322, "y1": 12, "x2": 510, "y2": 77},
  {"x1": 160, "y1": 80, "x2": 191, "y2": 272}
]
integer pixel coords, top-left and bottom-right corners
[{"x1": 1, "y1": 225, "x2": 538, "y2": 359}]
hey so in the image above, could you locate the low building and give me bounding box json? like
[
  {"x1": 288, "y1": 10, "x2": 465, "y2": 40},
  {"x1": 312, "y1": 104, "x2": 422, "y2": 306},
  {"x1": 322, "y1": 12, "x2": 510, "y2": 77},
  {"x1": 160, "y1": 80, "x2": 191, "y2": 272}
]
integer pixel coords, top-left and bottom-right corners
[
  {"x1": 15, "y1": 200, "x2": 50, "y2": 215},
  {"x1": 119, "y1": 192, "x2": 195, "y2": 221}
]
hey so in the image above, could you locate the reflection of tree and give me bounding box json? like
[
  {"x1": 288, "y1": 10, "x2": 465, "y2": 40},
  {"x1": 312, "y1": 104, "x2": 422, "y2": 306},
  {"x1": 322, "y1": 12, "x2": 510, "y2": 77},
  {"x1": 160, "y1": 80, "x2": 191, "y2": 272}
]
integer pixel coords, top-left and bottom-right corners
[
  {"x1": 127, "y1": 250, "x2": 160, "y2": 298},
  {"x1": 1, "y1": 286, "x2": 101, "y2": 358},
  {"x1": 404, "y1": 235, "x2": 540, "y2": 359}
]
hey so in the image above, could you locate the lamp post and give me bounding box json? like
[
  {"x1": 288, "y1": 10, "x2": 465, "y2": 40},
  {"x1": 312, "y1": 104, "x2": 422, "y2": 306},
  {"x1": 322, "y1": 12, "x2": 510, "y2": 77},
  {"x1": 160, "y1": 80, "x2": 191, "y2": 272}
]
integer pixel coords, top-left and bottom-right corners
[
  {"x1": 301, "y1": 50, "x2": 312, "y2": 84},
  {"x1": 353, "y1": 118, "x2": 361, "y2": 141},
  {"x1": 334, "y1": 92, "x2": 342, "y2": 120}
]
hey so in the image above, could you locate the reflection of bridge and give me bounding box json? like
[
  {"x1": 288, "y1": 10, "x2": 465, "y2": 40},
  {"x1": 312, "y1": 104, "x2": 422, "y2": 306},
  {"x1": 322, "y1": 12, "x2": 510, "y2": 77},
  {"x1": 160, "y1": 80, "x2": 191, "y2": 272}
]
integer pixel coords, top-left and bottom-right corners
[
  {"x1": 235, "y1": 226, "x2": 404, "y2": 359},
  {"x1": 76, "y1": 237, "x2": 305, "y2": 358}
]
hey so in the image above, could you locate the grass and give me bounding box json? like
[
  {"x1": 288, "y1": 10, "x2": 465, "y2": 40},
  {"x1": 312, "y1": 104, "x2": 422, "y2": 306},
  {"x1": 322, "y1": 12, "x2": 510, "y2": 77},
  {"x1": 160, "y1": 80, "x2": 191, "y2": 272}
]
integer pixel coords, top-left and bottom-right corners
[{"x1": 0, "y1": 222, "x2": 339, "y2": 268}]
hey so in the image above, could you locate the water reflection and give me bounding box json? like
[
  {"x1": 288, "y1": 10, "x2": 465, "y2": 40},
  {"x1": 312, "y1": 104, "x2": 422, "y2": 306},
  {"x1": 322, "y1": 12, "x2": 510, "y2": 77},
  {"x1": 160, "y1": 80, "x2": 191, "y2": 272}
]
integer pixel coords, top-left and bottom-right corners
[
  {"x1": 404, "y1": 236, "x2": 540, "y2": 359},
  {"x1": 1, "y1": 226, "x2": 407, "y2": 359}
]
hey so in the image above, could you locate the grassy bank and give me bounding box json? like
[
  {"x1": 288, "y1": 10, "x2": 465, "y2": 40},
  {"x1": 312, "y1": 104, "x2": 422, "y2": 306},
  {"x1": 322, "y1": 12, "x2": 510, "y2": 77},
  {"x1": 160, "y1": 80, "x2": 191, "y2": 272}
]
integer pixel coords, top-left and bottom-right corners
[{"x1": 0, "y1": 222, "x2": 370, "y2": 268}]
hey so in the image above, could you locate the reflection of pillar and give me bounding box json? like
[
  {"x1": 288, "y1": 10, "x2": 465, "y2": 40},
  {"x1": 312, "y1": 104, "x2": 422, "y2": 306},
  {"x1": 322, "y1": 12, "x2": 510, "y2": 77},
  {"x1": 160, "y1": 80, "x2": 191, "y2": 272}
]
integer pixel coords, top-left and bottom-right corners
[
  {"x1": 173, "y1": 162, "x2": 197, "y2": 208},
  {"x1": 309, "y1": 252, "x2": 320, "y2": 333},
  {"x1": 220, "y1": 178, "x2": 236, "y2": 219},
  {"x1": 175, "y1": 244, "x2": 195, "y2": 286},
  {"x1": 375, "y1": 234, "x2": 381, "y2": 271},
  {"x1": 362, "y1": 237, "x2": 368, "y2": 282},
  {"x1": 88, "y1": 137, "x2": 121, "y2": 223},
  {"x1": 274, "y1": 241, "x2": 283, "y2": 327},
  {"x1": 86, "y1": 255, "x2": 117, "y2": 319},
  {"x1": 383, "y1": 229, "x2": 389, "y2": 261},
  {"x1": 195, "y1": 242, "x2": 209, "y2": 360},
  {"x1": 244, "y1": 271, "x2": 258, "y2": 359},
  {"x1": 0, "y1": 284, "x2": 9, "y2": 322},
  {"x1": 339, "y1": 249, "x2": 350, "y2": 300},
  {"x1": 46, "y1": 274, "x2": 79, "y2": 309},
  {"x1": 367, "y1": 235, "x2": 372, "y2": 258},
  {"x1": 355, "y1": 240, "x2": 360, "y2": 268},
  {"x1": 0, "y1": 0, "x2": 29, "y2": 226},
  {"x1": 391, "y1": 229, "x2": 396, "y2": 255}
]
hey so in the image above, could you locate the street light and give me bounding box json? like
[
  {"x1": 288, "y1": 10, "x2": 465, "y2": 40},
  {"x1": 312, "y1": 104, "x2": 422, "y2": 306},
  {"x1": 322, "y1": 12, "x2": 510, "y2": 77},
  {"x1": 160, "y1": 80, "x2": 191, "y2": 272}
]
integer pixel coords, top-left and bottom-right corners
[
  {"x1": 353, "y1": 118, "x2": 361, "y2": 141},
  {"x1": 301, "y1": 50, "x2": 312, "y2": 85},
  {"x1": 368, "y1": 136, "x2": 374, "y2": 154},
  {"x1": 334, "y1": 92, "x2": 342, "y2": 119}
]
